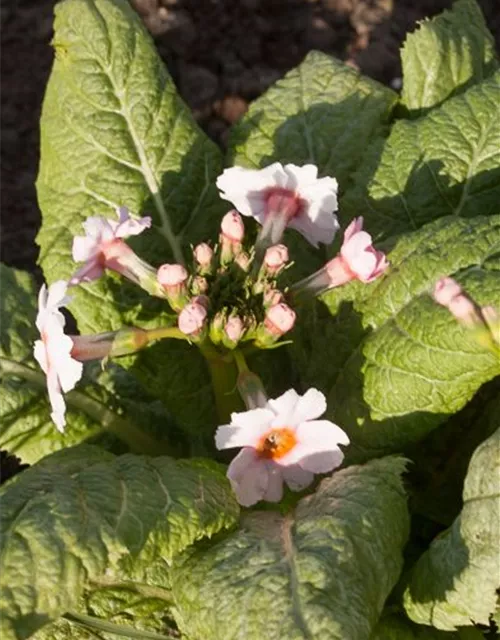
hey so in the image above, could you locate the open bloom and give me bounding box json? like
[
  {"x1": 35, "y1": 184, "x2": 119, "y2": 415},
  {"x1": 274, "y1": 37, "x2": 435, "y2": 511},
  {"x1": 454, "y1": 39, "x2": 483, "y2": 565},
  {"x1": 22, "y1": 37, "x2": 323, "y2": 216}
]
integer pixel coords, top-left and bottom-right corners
[
  {"x1": 216, "y1": 163, "x2": 339, "y2": 248},
  {"x1": 70, "y1": 206, "x2": 153, "y2": 286},
  {"x1": 33, "y1": 281, "x2": 83, "y2": 432},
  {"x1": 215, "y1": 388, "x2": 349, "y2": 506}
]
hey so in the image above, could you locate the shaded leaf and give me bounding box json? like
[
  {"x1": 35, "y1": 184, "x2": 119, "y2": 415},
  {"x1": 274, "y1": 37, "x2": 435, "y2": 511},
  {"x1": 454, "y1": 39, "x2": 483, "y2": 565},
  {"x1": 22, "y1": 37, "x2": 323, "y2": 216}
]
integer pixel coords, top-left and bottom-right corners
[
  {"x1": 0, "y1": 445, "x2": 238, "y2": 640},
  {"x1": 404, "y1": 428, "x2": 500, "y2": 630},
  {"x1": 171, "y1": 456, "x2": 409, "y2": 640},
  {"x1": 401, "y1": 0, "x2": 498, "y2": 114}
]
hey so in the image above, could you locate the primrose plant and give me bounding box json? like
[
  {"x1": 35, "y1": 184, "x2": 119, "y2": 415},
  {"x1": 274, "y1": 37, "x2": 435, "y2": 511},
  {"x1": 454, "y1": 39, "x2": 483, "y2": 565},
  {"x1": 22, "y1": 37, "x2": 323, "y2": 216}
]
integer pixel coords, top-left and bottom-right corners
[
  {"x1": 1, "y1": 0, "x2": 500, "y2": 639},
  {"x1": 34, "y1": 160, "x2": 389, "y2": 504}
]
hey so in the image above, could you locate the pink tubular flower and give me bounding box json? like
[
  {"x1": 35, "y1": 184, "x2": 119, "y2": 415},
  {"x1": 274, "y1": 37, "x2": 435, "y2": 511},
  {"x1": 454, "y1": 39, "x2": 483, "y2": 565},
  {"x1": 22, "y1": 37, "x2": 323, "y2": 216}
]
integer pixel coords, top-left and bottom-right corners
[
  {"x1": 216, "y1": 163, "x2": 339, "y2": 247},
  {"x1": 33, "y1": 281, "x2": 83, "y2": 432},
  {"x1": 178, "y1": 299, "x2": 208, "y2": 338},
  {"x1": 70, "y1": 206, "x2": 152, "y2": 286},
  {"x1": 291, "y1": 217, "x2": 388, "y2": 297},
  {"x1": 432, "y1": 277, "x2": 481, "y2": 328},
  {"x1": 215, "y1": 388, "x2": 350, "y2": 506}
]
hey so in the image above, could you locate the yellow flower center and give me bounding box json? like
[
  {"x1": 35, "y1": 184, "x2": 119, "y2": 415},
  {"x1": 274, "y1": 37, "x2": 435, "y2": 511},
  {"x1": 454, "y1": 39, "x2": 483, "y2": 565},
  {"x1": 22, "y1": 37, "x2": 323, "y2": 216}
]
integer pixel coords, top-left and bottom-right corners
[{"x1": 256, "y1": 427, "x2": 297, "y2": 460}]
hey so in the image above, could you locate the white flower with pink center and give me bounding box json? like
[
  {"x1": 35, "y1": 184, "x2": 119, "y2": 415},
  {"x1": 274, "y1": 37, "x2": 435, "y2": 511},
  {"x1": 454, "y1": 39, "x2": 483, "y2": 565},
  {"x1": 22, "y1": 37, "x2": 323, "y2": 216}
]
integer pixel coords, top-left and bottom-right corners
[
  {"x1": 70, "y1": 206, "x2": 152, "y2": 285},
  {"x1": 33, "y1": 281, "x2": 83, "y2": 432},
  {"x1": 215, "y1": 388, "x2": 349, "y2": 506},
  {"x1": 216, "y1": 163, "x2": 339, "y2": 247}
]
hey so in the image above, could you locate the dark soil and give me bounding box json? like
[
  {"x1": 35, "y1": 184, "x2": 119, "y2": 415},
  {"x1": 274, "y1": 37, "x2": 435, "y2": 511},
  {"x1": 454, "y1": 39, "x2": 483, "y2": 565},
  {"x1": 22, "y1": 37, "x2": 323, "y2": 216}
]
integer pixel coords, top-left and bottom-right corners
[{"x1": 1, "y1": 0, "x2": 500, "y2": 277}]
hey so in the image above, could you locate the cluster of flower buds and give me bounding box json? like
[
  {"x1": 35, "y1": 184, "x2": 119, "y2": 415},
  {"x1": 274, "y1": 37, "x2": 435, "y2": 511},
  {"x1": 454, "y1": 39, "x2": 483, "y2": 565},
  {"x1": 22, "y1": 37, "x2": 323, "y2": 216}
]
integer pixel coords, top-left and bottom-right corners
[{"x1": 33, "y1": 163, "x2": 391, "y2": 435}]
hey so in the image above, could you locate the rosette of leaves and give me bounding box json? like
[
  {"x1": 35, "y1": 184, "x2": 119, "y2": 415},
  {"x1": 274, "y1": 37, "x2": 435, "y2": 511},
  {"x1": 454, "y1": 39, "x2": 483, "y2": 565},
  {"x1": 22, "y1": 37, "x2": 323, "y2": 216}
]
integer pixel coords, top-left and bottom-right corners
[{"x1": 0, "y1": 0, "x2": 499, "y2": 638}]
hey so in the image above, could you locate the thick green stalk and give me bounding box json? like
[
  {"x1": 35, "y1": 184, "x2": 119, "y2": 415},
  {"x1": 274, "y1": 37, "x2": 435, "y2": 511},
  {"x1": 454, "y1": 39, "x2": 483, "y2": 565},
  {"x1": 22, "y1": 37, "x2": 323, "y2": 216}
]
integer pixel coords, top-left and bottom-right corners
[{"x1": 199, "y1": 343, "x2": 242, "y2": 423}]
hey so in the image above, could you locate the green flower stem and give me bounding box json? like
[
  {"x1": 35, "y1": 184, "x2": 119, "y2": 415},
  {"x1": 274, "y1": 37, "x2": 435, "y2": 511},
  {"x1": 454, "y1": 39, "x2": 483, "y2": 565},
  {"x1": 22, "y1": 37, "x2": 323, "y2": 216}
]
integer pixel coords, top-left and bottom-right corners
[
  {"x1": 233, "y1": 350, "x2": 268, "y2": 410},
  {"x1": 146, "y1": 326, "x2": 187, "y2": 343},
  {"x1": 64, "y1": 611, "x2": 173, "y2": 640},
  {"x1": 0, "y1": 358, "x2": 167, "y2": 456},
  {"x1": 199, "y1": 343, "x2": 241, "y2": 423}
]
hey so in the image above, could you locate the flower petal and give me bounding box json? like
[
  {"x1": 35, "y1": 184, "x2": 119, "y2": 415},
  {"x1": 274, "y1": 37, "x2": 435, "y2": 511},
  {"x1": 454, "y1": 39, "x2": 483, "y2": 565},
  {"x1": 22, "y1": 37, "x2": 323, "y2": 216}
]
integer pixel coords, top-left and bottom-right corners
[
  {"x1": 69, "y1": 260, "x2": 105, "y2": 286},
  {"x1": 227, "y1": 448, "x2": 269, "y2": 507},
  {"x1": 72, "y1": 235, "x2": 100, "y2": 263},
  {"x1": 283, "y1": 163, "x2": 319, "y2": 190},
  {"x1": 289, "y1": 388, "x2": 327, "y2": 425},
  {"x1": 268, "y1": 388, "x2": 300, "y2": 424},
  {"x1": 46, "y1": 368, "x2": 66, "y2": 433},
  {"x1": 46, "y1": 280, "x2": 70, "y2": 311},
  {"x1": 282, "y1": 464, "x2": 315, "y2": 492},
  {"x1": 115, "y1": 212, "x2": 152, "y2": 238},
  {"x1": 33, "y1": 340, "x2": 48, "y2": 374},
  {"x1": 298, "y1": 448, "x2": 345, "y2": 474},
  {"x1": 82, "y1": 216, "x2": 115, "y2": 242},
  {"x1": 263, "y1": 464, "x2": 284, "y2": 502},
  {"x1": 215, "y1": 409, "x2": 273, "y2": 450},
  {"x1": 296, "y1": 419, "x2": 350, "y2": 448}
]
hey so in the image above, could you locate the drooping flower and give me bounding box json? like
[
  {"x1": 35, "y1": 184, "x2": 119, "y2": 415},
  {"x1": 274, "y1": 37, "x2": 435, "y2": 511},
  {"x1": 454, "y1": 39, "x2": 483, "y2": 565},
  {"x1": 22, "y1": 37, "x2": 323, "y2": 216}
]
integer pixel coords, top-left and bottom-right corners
[
  {"x1": 291, "y1": 216, "x2": 388, "y2": 297},
  {"x1": 216, "y1": 163, "x2": 339, "y2": 248},
  {"x1": 432, "y1": 277, "x2": 481, "y2": 328},
  {"x1": 70, "y1": 206, "x2": 154, "y2": 288},
  {"x1": 33, "y1": 281, "x2": 83, "y2": 432},
  {"x1": 215, "y1": 388, "x2": 349, "y2": 506}
]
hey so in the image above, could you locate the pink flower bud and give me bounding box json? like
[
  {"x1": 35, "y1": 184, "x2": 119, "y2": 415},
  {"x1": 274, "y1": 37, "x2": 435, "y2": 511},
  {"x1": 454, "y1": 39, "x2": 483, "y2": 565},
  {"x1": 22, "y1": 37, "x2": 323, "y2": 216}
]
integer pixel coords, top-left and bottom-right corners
[
  {"x1": 225, "y1": 316, "x2": 244, "y2": 343},
  {"x1": 263, "y1": 244, "x2": 289, "y2": 275},
  {"x1": 447, "y1": 295, "x2": 480, "y2": 328},
  {"x1": 433, "y1": 277, "x2": 463, "y2": 307},
  {"x1": 263, "y1": 288, "x2": 284, "y2": 308},
  {"x1": 178, "y1": 301, "x2": 207, "y2": 337},
  {"x1": 193, "y1": 243, "x2": 213, "y2": 270},
  {"x1": 157, "y1": 263, "x2": 188, "y2": 287},
  {"x1": 264, "y1": 303, "x2": 296, "y2": 337},
  {"x1": 157, "y1": 264, "x2": 189, "y2": 312},
  {"x1": 221, "y1": 210, "x2": 245, "y2": 242}
]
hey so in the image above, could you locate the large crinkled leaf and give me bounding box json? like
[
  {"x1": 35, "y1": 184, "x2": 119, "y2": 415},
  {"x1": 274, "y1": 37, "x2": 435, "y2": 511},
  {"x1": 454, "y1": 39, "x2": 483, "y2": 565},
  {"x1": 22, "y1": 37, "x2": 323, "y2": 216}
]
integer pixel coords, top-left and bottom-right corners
[
  {"x1": 371, "y1": 614, "x2": 483, "y2": 639},
  {"x1": 0, "y1": 445, "x2": 238, "y2": 640},
  {"x1": 0, "y1": 265, "x2": 177, "y2": 463},
  {"x1": 227, "y1": 51, "x2": 397, "y2": 188},
  {"x1": 342, "y1": 72, "x2": 500, "y2": 240},
  {"x1": 35, "y1": 0, "x2": 224, "y2": 430},
  {"x1": 403, "y1": 428, "x2": 500, "y2": 630},
  {"x1": 227, "y1": 50, "x2": 397, "y2": 277},
  {"x1": 401, "y1": 0, "x2": 498, "y2": 114},
  {"x1": 292, "y1": 215, "x2": 500, "y2": 461},
  {"x1": 171, "y1": 456, "x2": 409, "y2": 640}
]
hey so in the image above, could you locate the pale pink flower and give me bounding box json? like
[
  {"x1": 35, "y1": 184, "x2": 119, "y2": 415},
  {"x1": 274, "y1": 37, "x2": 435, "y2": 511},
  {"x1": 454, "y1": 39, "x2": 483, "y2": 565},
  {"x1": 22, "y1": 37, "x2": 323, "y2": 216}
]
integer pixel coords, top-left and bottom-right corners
[
  {"x1": 70, "y1": 206, "x2": 152, "y2": 285},
  {"x1": 432, "y1": 277, "x2": 481, "y2": 328},
  {"x1": 215, "y1": 388, "x2": 349, "y2": 506},
  {"x1": 216, "y1": 163, "x2": 339, "y2": 247},
  {"x1": 33, "y1": 281, "x2": 83, "y2": 432},
  {"x1": 291, "y1": 217, "x2": 388, "y2": 297}
]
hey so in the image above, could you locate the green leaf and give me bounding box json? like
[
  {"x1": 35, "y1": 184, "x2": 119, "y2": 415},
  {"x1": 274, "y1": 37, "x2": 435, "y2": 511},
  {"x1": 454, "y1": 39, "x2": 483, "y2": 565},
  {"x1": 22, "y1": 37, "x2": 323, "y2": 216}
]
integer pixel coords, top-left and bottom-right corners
[
  {"x1": 371, "y1": 613, "x2": 483, "y2": 639},
  {"x1": 227, "y1": 51, "x2": 397, "y2": 188},
  {"x1": 401, "y1": 0, "x2": 498, "y2": 114},
  {"x1": 0, "y1": 445, "x2": 238, "y2": 640},
  {"x1": 343, "y1": 72, "x2": 500, "y2": 239},
  {"x1": 35, "y1": 0, "x2": 225, "y2": 431},
  {"x1": 293, "y1": 215, "x2": 500, "y2": 461},
  {"x1": 171, "y1": 456, "x2": 409, "y2": 640},
  {"x1": 0, "y1": 265, "x2": 178, "y2": 463},
  {"x1": 403, "y1": 428, "x2": 500, "y2": 630}
]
